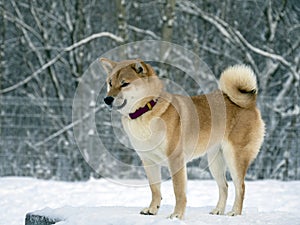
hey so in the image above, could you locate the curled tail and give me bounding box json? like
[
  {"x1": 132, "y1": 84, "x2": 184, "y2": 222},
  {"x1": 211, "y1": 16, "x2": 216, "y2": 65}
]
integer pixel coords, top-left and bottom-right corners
[{"x1": 219, "y1": 65, "x2": 257, "y2": 108}]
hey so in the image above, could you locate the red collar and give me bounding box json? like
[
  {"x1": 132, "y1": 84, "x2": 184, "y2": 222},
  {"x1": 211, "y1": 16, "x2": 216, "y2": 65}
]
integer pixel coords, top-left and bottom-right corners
[{"x1": 129, "y1": 99, "x2": 157, "y2": 119}]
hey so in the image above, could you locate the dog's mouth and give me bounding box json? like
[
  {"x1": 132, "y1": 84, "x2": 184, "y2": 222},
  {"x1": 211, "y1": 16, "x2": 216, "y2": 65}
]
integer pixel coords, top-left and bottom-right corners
[{"x1": 114, "y1": 99, "x2": 127, "y2": 110}]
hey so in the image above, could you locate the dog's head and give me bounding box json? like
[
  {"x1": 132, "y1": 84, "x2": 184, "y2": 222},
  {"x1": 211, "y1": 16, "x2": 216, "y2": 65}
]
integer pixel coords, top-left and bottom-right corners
[{"x1": 100, "y1": 58, "x2": 163, "y2": 115}]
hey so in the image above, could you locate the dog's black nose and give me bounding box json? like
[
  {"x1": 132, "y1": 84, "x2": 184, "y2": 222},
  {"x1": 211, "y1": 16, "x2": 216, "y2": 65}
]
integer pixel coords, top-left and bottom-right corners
[{"x1": 104, "y1": 96, "x2": 114, "y2": 106}]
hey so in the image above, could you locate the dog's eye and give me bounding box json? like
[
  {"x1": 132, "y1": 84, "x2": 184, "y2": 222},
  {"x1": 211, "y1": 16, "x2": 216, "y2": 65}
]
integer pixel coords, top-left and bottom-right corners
[
  {"x1": 109, "y1": 80, "x2": 112, "y2": 87},
  {"x1": 121, "y1": 82, "x2": 130, "y2": 88}
]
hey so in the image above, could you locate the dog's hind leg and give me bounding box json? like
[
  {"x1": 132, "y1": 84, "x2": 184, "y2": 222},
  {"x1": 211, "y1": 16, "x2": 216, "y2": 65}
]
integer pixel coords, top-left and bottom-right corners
[
  {"x1": 207, "y1": 147, "x2": 228, "y2": 215},
  {"x1": 222, "y1": 142, "x2": 249, "y2": 216},
  {"x1": 140, "y1": 160, "x2": 162, "y2": 216}
]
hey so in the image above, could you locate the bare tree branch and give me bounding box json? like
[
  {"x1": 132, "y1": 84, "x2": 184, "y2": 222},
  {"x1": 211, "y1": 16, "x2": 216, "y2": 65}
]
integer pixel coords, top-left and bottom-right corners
[
  {"x1": 177, "y1": 0, "x2": 299, "y2": 81},
  {"x1": 64, "y1": 32, "x2": 124, "y2": 51},
  {"x1": 127, "y1": 25, "x2": 160, "y2": 39},
  {"x1": 0, "y1": 32, "x2": 124, "y2": 94},
  {"x1": 234, "y1": 30, "x2": 299, "y2": 80},
  {"x1": 34, "y1": 105, "x2": 103, "y2": 147}
]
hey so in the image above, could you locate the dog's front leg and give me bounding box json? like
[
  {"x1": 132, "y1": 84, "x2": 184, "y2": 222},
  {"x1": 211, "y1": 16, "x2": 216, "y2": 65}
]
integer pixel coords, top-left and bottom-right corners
[
  {"x1": 140, "y1": 160, "x2": 162, "y2": 216},
  {"x1": 169, "y1": 154, "x2": 187, "y2": 219}
]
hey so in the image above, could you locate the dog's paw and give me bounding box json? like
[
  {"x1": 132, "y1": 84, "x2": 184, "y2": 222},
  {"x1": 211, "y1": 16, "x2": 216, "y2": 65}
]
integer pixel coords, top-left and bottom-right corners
[
  {"x1": 209, "y1": 208, "x2": 224, "y2": 215},
  {"x1": 140, "y1": 206, "x2": 159, "y2": 215},
  {"x1": 226, "y1": 210, "x2": 241, "y2": 216},
  {"x1": 169, "y1": 212, "x2": 184, "y2": 220}
]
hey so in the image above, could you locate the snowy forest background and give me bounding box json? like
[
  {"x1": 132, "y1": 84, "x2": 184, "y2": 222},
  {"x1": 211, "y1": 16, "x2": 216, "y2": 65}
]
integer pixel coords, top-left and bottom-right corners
[{"x1": 0, "y1": 0, "x2": 299, "y2": 181}]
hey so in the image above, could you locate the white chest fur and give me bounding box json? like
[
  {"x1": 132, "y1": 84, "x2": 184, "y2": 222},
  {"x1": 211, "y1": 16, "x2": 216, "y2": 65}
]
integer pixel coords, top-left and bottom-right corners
[{"x1": 122, "y1": 116, "x2": 168, "y2": 165}]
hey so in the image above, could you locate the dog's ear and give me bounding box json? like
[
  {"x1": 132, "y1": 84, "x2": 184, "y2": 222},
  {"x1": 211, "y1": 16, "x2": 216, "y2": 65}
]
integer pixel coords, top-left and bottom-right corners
[
  {"x1": 99, "y1": 58, "x2": 117, "y2": 74},
  {"x1": 133, "y1": 60, "x2": 147, "y2": 75}
]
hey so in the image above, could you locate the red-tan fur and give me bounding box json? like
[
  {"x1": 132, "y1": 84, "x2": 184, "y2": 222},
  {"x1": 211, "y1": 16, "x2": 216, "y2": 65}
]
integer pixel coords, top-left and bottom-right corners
[{"x1": 101, "y1": 58, "x2": 265, "y2": 219}]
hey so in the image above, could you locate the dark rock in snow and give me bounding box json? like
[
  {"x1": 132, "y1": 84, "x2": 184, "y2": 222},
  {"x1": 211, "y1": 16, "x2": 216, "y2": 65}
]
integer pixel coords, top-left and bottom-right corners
[{"x1": 25, "y1": 213, "x2": 62, "y2": 225}]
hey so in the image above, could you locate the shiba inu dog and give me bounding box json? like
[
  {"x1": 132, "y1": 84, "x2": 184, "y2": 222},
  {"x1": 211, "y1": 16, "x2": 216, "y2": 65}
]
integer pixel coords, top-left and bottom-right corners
[{"x1": 100, "y1": 58, "x2": 265, "y2": 219}]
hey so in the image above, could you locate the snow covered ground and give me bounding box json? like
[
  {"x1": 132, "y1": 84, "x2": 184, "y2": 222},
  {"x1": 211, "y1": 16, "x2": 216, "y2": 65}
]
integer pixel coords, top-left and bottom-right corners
[{"x1": 1, "y1": 177, "x2": 300, "y2": 225}]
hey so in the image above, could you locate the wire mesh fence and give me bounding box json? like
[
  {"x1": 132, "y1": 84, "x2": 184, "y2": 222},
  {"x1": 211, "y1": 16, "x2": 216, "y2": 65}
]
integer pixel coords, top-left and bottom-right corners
[{"x1": 0, "y1": 96, "x2": 299, "y2": 181}]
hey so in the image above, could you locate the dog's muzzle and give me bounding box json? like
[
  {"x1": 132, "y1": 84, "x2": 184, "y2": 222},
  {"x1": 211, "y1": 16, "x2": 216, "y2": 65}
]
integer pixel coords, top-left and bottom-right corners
[{"x1": 104, "y1": 96, "x2": 127, "y2": 110}]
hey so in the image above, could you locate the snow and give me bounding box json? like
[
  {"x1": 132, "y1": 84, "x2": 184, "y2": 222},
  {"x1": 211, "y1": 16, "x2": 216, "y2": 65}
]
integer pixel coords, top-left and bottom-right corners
[{"x1": 1, "y1": 177, "x2": 300, "y2": 225}]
